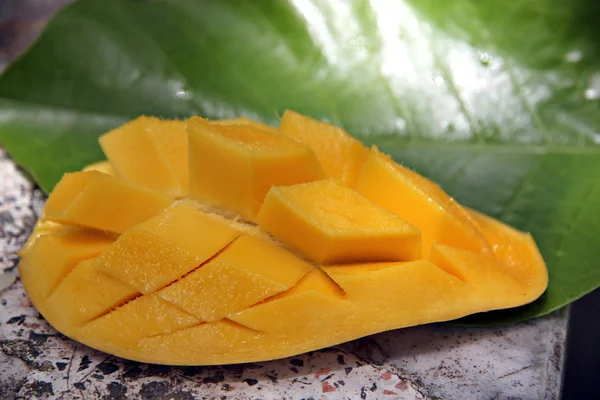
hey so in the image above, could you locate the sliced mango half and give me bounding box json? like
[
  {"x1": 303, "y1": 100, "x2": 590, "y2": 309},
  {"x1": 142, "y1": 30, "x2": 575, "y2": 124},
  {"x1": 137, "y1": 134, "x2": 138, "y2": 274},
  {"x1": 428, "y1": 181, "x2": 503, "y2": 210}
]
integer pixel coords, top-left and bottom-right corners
[{"x1": 19, "y1": 112, "x2": 548, "y2": 365}]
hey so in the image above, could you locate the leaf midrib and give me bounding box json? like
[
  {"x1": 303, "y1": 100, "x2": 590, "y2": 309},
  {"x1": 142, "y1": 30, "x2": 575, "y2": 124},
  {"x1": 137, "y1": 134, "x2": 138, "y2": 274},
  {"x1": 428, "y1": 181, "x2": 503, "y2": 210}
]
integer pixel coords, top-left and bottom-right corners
[
  {"x1": 2, "y1": 95, "x2": 600, "y2": 157},
  {"x1": 368, "y1": 137, "x2": 600, "y2": 155},
  {"x1": 0, "y1": 96, "x2": 128, "y2": 122}
]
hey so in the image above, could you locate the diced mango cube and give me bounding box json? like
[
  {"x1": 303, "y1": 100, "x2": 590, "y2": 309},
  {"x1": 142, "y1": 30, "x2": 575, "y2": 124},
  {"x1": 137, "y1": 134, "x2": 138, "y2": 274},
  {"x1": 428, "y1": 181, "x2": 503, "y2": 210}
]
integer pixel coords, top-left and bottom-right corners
[
  {"x1": 257, "y1": 179, "x2": 421, "y2": 264},
  {"x1": 18, "y1": 230, "x2": 115, "y2": 302},
  {"x1": 283, "y1": 267, "x2": 345, "y2": 298},
  {"x1": 188, "y1": 117, "x2": 325, "y2": 219},
  {"x1": 77, "y1": 293, "x2": 201, "y2": 354},
  {"x1": 429, "y1": 244, "x2": 507, "y2": 283},
  {"x1": 230, "y1": 269, "x2": 353, "y2": 335},
  {"x1": 43, "y1": 259, "x2": 139, "y2": 330},
  {"x1": 18, "y1": 220, "x2": 69, "y2": 256},
  {"x1": 355, "y1": 148, "x2": 489, "y2": 257},
  {"x1": 99, "y1": 116, "x2": 189, "y2": 196},
  {"x1": 210, "y1": 117, "x2": 279, "y2": 134},
  {"x1": 468, "y1": 209, "x2": 548, "y2": 298},
  {"x1": 281, "y1": 110, "x2": 369, "y2": 186},
  {"x1": 44, "y1": 171, "x2": 174, "y2": 234},
  {"x1": 138, "y1": 320, "x2": 266, "y2": 365},
  {"x1": 94, "y1": 204, "x2": 241, "y2": 294},
  {"x1": 82, "y1": 160, "x2": 115, "y2": 175},
  {"x1": 429, "y1": 245, "x2": 524, "y2": 308},
  {"x1": 157, "y1": 234, "x2": 311, "y2": 321},
  {"x1": 322, "y1": 261, "x2": 467, "y2": 325}
]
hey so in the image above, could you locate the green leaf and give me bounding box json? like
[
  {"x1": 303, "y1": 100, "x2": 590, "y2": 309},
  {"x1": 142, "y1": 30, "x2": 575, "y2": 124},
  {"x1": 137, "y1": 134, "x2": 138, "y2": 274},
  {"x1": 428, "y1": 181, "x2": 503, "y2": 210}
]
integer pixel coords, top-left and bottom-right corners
[{"x1": 1, "y1": 0, "x2": 599, "y2": 324}]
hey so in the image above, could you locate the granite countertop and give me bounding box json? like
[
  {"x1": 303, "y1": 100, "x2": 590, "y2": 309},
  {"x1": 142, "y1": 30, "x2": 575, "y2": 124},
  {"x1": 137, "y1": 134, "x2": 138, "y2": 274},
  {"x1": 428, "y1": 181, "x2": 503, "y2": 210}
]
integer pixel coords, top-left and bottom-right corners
[{"x1": 0, "y1": 1, "x2": 567, "y2": 399}]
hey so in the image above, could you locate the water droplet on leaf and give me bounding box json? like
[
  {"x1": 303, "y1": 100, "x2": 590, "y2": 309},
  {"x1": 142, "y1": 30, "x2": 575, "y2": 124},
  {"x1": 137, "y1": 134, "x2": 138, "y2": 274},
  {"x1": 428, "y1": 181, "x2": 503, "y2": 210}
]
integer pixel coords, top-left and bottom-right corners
[
  {"x1": 478, "y1": 52, "x2": 491, "y2": 66},
  {"x1": 565, "y1": 50, "x2": 583, "y2": 63},
  {"x1": 584, "y1": 73, "x2": 600, "y2": 100},
  {"x1": 432, "y1": 75, "x2": 445, "y2": 86},
  {"x1": 394, "y1": 117, "x2": 406, "y2": 131}
]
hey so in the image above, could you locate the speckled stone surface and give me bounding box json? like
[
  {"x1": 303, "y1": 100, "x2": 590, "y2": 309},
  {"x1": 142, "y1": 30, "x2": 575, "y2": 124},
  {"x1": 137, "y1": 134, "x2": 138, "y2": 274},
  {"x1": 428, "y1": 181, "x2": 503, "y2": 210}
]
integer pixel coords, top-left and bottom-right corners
[{"x1": 0, "y1": 149, "x2": 567, "y2": 399}]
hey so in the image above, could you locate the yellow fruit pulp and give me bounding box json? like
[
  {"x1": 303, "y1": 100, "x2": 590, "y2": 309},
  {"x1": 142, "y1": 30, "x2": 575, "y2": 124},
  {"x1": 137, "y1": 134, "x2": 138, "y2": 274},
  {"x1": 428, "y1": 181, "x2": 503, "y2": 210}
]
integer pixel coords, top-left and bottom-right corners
[
  {"x1": 188, "y1": 116, "x2": 325, "y2": 220},
  {"x1": 100, "y1": 117, "x2": 189, "y2": 197},
  {"x1": 258, "y1": 179, "x2": 421, "y2": 264},
  {"x1": 281, "y1": 110, "x2": 368, "y2": 186},
  {"x1": 356, "y1": 148, "x2": 490, "y2": 258},
  {"x1": 210, "y1": 116, "x2": 279, "y2": 135},
  {"x1": 43, "y1": 171, "x2": 174, "y2": 234},
  {"x1": 19, "y1": 111, "x2": 548, "y2": 365}
]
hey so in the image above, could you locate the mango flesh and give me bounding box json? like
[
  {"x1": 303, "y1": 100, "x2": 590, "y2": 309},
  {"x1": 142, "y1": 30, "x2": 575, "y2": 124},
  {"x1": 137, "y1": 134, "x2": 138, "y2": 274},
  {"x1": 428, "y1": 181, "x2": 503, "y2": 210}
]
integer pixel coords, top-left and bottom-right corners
[
  {"x1": 257, "y1": 179, "x2": 422, "y2": 264},
  {"x1": 81, "y1": 160, "x2": 115, "y2": 175},
  {"x1": 281, "y1": 110, "x2": 368, "y2": 186},
  {"x1": 99, "y1": 117, "x2": 189, "y2": 197},
  {"x1": 355, "y1": 148, "x2": 490, "y2": 258},
  {"x1": 19, "y1": 111, "x2": 548, "y2": 365},
  {"x1": 19, "y1": 229, "x2": 115, "y2": 300},
  {"x1": 209, "y1": 116, "x2": 279, "y2": 135},
  {"x1": 43, "y1": 171, "x2": 174, "y2": 234},
  {"x1": 188, "y1": 116, "x2": 325, "y2": 220},
  {"x1": 94, "y1": 203, "x2": 241, "y2": 294}
]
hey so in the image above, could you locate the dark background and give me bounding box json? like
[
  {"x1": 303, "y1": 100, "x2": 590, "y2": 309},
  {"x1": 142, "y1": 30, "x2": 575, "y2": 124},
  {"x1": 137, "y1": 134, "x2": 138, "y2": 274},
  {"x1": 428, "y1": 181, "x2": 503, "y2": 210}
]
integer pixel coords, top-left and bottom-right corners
[
  {"x1": 1, "y1": 1, "x2": 599, "y2": 398},
  {"x1": 563, "y1": 288, "x2": 600, "y2": 399}
]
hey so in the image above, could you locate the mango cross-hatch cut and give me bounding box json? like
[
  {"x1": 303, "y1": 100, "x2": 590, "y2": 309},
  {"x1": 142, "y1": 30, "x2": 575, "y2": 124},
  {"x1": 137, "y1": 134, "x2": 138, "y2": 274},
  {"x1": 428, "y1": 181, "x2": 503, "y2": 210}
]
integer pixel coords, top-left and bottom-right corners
[{"x1": 18, "y1": 110, "x2": 548, "y2": 365}]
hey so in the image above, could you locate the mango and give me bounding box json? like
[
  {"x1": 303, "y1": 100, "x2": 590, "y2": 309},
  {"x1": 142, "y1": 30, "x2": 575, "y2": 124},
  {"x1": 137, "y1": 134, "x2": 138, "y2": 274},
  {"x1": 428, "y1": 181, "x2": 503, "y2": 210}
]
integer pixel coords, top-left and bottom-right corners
[
  {"x1": 82, "y1": 160, "x2": 115, "y2": 175},
  {"x1": 19, "y1": 228, "x2": 115, "y2": 302},
  {"x1": 157, "y1": 234, "x2": 311, "y2": 321},
  {"x1": 468, "y1": 208, "x2": 548, "y2": 302},
  {"x1": 19, "y1": 111, "x2": 548, "y2": 365},
  {"x1": 94, "y1": 203, "x2": 241, "y2": 294},
  {"x1": 78, "y1": 293, "x2": 201, "y2": 355},
  {"x1": 257, "y1": 179, "x2": 421, "y2": 264},
  {"x1": 188, "y1": 116, "x2": 325, "y2": 220},
  {"x1": 210, "y1": 116, "x2": 279, "y2": 135},
  {"x1": 42, "y1": 259, "x2": 139, "y2": 334},
  {"x1": 281, "y1": 110, "x2": 368, "y2": 186},
  {"x1": 44, "y1": 170, "x2": 174, "y2": 234},
  {"x1": 355, "y1": 147, "x2": 490, "y2": 258},
  {"x1": 99, "y1": 116, "x2": 189, "y2": 197}
]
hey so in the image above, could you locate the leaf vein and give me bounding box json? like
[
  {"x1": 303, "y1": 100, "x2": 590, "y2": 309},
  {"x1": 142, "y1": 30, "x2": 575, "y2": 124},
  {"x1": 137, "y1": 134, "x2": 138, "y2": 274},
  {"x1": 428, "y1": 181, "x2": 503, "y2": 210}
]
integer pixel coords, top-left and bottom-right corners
[
  {"x1": 497, "y1": 157, "x2": 543, "y2": 220},
  {"x1": 553, "y1": 163, "x2": 600, "y2": 258},
  {"x1": 113, "y1": 2, "x2": 207, "y2": 113},
  {"x1": 431, "y1": 41, "x2": 481, "y2": 142},
  {"x1": 235, "y1": 1, "x2": 344, "y2": 127},
  {"x1": 504, "y1": 62, "x2": 549, "y2": 143},
  {"x1": 162, "y1": 2, "x2": 278, "y2": 118}
]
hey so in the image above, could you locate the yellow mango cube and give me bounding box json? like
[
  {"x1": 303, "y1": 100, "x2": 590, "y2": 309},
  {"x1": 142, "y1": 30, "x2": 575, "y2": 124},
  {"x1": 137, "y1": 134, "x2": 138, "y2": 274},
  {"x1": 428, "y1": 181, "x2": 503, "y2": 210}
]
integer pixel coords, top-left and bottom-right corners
[
  {"x1": 281, "y1": 110, "x2": 369, "y2": 186},
  {"x1": 230, "y1": 268, "x2": 353, "y2": 337},
  {"x1": 157, "y1": 234, "x2": 311, "y2": 321},
  {"x1": 77, "y1": 293, "x2": 201, "y2": 354},
  {"x1": 18, "y1": 230, "x2": 115, "y2": 302},
  {"x1": 430, "y1": 245, "x2": 513, "y2": 284},
  {"x1": 323, "y1": 261, "x2": 466, "y2": 325},
  {"x1": 44, "y1": 171, "x2": 174, "y2": 234},
  {"x1": 99, "y1": 116, "x2": 189, "y2": 196},
  {"x1": 137, "y1": 320, "x2": 267, "y2": 365},
  {"x1": 468, "y1": 209, "x2": 548, "y2": 299},
  {"x1": 210, "y1": 117, "x2": 278, "y2": 134},
  {"x1": 43, "y1": 259, "x2": 139, "y2": 332},
  {"x1": 94, "y1": 203, "x2": 241, "y2": 294},
  {"x1": 188, "y1": 116, "x2": 325, "y2": 219},
  {"x1": 355, "y1": 148, "x2": 489, "y2": 258},
  {"x1": 429, "y1": 245, "x2": 527, "y2": 308},
  {"x1": 18, "y1": 220, "x2": 70, "y2": 256},
  {"x1": 82, "y1": 160, "x2": 115, "y2": 175},
  {"x1": 257, "y1": 179, "x2": 421, "y2": 264}
]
